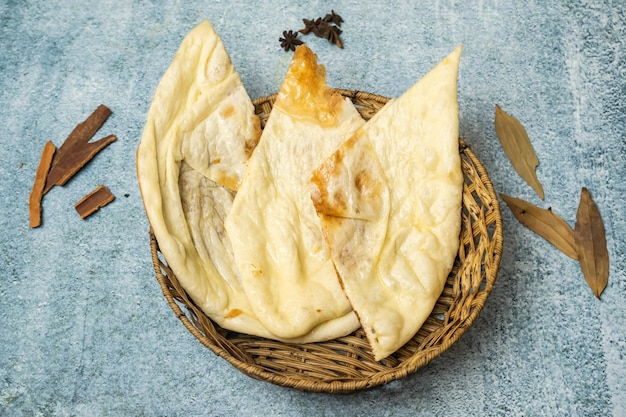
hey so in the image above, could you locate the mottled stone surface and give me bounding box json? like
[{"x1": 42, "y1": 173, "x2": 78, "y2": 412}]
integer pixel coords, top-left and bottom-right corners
[{"x1": 1, "y1": 1, "x2": 624, "y2": 415}]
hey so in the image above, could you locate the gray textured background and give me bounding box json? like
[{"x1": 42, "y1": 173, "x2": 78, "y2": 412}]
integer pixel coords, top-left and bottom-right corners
[{"x1": 1, "y1": 1, "x2": 625, "y2": 416}]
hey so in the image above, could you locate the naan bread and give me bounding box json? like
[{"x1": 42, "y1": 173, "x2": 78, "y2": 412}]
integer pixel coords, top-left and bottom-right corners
[
  {"x1": 311, "y1": 46, "x2": 463, "y2": 360},
  {"x1": 137, "y1": 21, "x2": 354, "y2": 342},
  {"x1": 137, "y1": 19, "x2": 265, "y2": 335},
  {"x1": 224, "y1": 45, "x2": 363, "y2": 339}
]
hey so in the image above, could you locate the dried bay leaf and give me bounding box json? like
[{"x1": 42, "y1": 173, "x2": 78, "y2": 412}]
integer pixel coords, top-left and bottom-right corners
[
  {"x1": 500, "y1": 193, "x2": 578, "y2": 260},
  {"x1": 495, "y1": 105, "x2": 545, "y2": 200},
  {"x1": 575, "y1": 187, "x2": 609, "y2": 299}
]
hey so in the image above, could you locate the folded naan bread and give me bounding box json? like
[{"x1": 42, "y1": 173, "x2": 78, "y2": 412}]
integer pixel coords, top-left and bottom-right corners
[
  {"x1": 137, "y1": 21, "x2": 354, "y2": 342},
  {"x1": 225, "y1": 45, "x2": 363, "y2": 339},
  {"x1": 311, "y1": 46, "x2": 464, "y2": 360}
]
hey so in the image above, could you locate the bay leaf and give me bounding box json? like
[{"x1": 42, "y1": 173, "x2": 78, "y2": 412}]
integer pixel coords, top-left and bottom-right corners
[
  {"x1": 574, "y1": 187, "x2": 609, "y2": 299},
  {"x1": 495, "y1": 105, "x2": 545, "y2": 200},
  {"x1": 500, "y1": 193, "x2": 578, "y2": 260}
]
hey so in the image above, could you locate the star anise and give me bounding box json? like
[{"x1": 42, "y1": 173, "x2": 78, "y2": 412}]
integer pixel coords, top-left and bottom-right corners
[
  {"x1": 299, "y1": 13, "x2": 344, "y2": 48},
  {"x1": 300, "y1": 18, "x2": 326, "y2": 37},
  {"x1": 323, "y1": 10, "x2": 343, "y2": 27},
  {"x1": 325, "y1": 25, "x2": 343, "y2": 48},
  {"x1": 279, "y1": 30, "x2": 304, "y2": 52}
]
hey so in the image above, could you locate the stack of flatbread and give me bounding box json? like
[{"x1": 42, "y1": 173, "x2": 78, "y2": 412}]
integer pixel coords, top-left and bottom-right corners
[{"x1": 137, "y1": 20, "x2": 463, "y2": 360}]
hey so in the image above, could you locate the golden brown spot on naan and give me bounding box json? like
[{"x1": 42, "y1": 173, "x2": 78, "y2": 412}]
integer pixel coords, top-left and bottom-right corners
[
  {"x1": 215, "y1": 170, "x2": 239, "y2": 191},
  {"x1": 225, "y1": 309, "x2": 242, "y2": 318},
  {"x1": 244, "y1": 116, "x2": 261, "y2": 157},
  {"x1": 355, "y1": 169, "x2": 385, "y2": 203},
  {"x1": 311, "y1": 163, "x2": 335, "y2": 215},
  {"x1": 220, "y1": 104, "x2": 235, "y2": 118},
  {"x1": 274, "y1": 46, "x2": 344, "y2": 128},
  {"x1": 332, "y1": 190, "x2": 348, "y2": 210},
  {"x1": 311, "y1": 141, "x2": 351, "y2": 217},
  {"x1": 354, "y1": 170, "x2": 371, "y2": 193}
]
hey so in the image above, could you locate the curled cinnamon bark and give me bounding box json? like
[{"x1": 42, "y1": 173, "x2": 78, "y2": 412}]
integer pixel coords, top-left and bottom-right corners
[
  {"x1": 44, "y1": 105, "x2": 116, "y2": 194},
  {"x1": 29, "y1": 141, "x2": 57, "y2": 228},
  {"x1": 74, "y1": 185, "x2": 115, "y2": 219}
]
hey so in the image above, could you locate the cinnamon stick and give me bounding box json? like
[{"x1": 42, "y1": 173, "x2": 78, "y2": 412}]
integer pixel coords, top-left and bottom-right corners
[
  {"x1": 74, "y1": 185, "x2": 115, "y2": 219},
  {"x1": 44, "y1": 134, "x2": 116, "y2": 193},
  {"x1": 44, "y1": 105, "x2": 115, "y2": 194},
  {"x1": 29, "y1": 141, "x2": 57, "y2": 228}
]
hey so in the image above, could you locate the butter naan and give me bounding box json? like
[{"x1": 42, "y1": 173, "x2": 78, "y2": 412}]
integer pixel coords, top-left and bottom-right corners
[
  {"x1": 137, "y1": 21, "x2": 353, "y2": 342},
  {"x1": 224, "y1": 45, "x2": 363, "y2": 339},
  {"x1": 311, "y1": 47, "x2": 463, "y2": 360}
]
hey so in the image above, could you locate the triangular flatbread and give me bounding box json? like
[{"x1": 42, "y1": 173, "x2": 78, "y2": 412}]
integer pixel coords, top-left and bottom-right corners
[
  {"x1": 137, "y1": 19, "x2": 267, "y2": 336},
  {"x1": 225, "y1": 45, "x2": 363, "y2": 339},
  {"x1": 137, "y1": 21, "x2": 357, "y2": 342},
  {"x1": 311, "y1": 46, "x2": 464, "y2": 360}
]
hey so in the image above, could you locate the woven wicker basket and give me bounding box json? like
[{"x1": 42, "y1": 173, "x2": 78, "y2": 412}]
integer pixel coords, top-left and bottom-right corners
[{"x1": 149, "y1": 90, "x2": 503, "y2": 393}]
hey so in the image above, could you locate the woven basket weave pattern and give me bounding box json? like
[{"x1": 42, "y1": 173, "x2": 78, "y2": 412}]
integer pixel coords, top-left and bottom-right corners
[{"x1": 149, "y1": 90, "x2": 503, "y2": 393}]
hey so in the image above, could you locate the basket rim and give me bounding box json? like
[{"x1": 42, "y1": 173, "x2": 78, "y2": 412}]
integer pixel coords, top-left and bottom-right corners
[{"x1": 149, "y1": 89, "x2": 504, "y2": 393}]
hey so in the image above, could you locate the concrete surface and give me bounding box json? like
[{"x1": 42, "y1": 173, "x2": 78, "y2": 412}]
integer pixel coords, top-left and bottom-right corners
[{"x1": 1, "y1": 1, "x2": 624, "y2": 416}]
